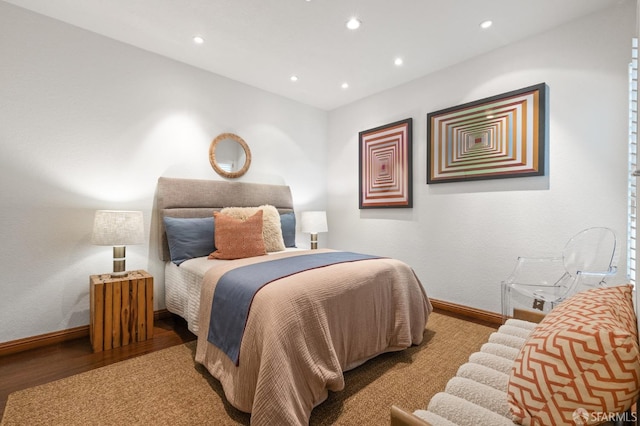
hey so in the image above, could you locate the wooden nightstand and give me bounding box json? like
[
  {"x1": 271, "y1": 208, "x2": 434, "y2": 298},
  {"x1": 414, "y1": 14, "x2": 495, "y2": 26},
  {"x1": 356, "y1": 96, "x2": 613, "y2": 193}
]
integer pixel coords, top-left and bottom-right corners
[{"x1": 90, "y1": 270, "x2": 154, "y2": 352}]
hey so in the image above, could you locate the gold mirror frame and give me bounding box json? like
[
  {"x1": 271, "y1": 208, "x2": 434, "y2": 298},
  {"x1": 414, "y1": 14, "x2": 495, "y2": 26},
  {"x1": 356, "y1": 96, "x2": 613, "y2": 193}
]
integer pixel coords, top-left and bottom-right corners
[{"x1": 209, "y1": 132, "x2": 252, "y2": 179}]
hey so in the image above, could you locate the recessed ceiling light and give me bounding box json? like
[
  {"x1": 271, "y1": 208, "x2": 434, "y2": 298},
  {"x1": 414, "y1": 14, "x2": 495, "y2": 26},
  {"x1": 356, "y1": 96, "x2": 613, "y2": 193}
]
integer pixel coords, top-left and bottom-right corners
[
  {"x1": 480, "y1": 20, "x2": 492, "y2": 29},
  {"x1": 341, "y1": 82, "x2": 349, "y2": 89},
  {"x1": 346, "y1": 18, "x2": 361, "y2": 30},
  {"x1": 394, "y1": 57, "x2": 403, "y2": 66},
  {"x1": 290, "y1": 75, "x2": 299, "y2": 82},
  {"x1": 193, "y1": 35, "x2": 205, "y2": 44}
]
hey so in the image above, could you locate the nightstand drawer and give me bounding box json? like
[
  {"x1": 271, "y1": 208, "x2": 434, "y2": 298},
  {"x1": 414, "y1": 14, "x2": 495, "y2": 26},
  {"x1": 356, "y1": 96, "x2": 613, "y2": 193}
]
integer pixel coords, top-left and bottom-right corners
[{"x1": 90, "y1": 270, "x2": 153, "y2": 352}]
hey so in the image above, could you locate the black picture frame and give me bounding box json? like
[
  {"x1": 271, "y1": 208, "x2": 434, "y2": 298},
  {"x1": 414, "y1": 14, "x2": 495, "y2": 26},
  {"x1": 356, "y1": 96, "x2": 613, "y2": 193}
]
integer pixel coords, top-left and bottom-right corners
[
  {"x1": 427, "y1": 83, "x2": 547, "y2": 184},
  {"x1": 359, "y1": 118, "x2": 413, "y2": 208}
]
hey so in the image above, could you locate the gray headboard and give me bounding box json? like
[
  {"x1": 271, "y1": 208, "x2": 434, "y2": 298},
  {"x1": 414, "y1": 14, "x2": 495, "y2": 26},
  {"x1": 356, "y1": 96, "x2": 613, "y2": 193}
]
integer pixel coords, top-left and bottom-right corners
[{"x1": 156, "y1": 177, "x2": 294, "y2": 261}]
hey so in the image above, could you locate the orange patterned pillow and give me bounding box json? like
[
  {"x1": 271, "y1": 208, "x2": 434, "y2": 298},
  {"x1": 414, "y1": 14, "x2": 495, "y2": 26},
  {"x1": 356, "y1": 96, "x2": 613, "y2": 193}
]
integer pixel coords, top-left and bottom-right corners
[
  {"x1": 507, "y1": 285, "x2": 640, "y2": 425},
  {"x1": 208, "y1": 210, "x2": 267, "y2": 260}
]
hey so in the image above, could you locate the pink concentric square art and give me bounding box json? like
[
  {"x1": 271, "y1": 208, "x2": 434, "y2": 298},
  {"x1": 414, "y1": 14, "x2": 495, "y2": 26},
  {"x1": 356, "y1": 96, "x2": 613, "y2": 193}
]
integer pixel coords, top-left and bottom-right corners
[{"x1": 359, "y1": 118, "x2": 412, "y2": 208}]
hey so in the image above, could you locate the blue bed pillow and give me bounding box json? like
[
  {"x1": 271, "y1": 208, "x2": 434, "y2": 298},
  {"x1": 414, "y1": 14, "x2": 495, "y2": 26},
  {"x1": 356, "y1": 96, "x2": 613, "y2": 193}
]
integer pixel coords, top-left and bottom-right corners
[
  {"x1": 280, "y1": 212, "x2": 296, "y2": 248},
  {"x1": 164, "y1": 216, "x2": 215, "y2": 265}
]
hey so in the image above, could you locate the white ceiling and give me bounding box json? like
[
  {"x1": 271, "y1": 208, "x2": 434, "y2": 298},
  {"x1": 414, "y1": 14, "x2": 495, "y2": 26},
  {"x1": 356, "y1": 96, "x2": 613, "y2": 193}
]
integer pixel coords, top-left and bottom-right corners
[{"x1": 3, "y1": 0, "x2": 626, "y2": 110}]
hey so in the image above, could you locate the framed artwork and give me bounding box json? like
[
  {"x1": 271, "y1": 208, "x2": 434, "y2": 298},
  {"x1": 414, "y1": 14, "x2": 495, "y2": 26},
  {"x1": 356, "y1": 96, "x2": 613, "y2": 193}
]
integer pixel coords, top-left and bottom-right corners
[
  {"x1": 427, "y1": 83, "x2": 547, "y2": 184},
  {"x1": 359, "y1": 118, "x2": 412, "y2": 209}
]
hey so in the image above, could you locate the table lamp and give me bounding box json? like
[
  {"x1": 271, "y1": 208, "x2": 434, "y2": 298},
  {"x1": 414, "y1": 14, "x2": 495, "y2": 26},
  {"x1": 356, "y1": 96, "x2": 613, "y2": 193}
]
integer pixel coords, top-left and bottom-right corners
[
  {"x1": 301, "y1": 211, "x2": 328, "y2": 249},
  {"x1": 91, "y1": 210, "x2": 144, "y2": 277}
]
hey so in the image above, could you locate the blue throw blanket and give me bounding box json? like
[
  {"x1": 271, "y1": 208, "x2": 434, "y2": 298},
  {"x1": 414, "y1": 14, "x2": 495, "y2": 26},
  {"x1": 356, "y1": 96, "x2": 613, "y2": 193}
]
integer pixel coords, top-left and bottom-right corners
[{"x1": 207, "y1": 251, "x2": 380, "y2": 365}]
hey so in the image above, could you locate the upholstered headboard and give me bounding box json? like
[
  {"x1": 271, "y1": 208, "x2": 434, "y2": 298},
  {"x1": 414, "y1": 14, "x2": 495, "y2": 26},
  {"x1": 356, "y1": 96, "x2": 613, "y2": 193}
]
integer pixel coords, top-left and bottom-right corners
[{"x1": 156, "y1": 177, "x2": 294, "y2": 261}]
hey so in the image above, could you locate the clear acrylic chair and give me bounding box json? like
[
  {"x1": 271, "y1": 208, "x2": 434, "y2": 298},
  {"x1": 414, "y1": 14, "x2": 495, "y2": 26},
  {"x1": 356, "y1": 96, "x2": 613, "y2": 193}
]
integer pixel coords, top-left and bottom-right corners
[{"x1": 501, "y1": 227, "x2": 617, "y2": 323}]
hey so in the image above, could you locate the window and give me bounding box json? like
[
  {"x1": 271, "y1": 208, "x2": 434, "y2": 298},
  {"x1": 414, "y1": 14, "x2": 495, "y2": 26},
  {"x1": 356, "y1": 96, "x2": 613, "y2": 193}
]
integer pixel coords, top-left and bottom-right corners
[{"x1": 628, "y1": 38, "x2": 638, "y2": 286}]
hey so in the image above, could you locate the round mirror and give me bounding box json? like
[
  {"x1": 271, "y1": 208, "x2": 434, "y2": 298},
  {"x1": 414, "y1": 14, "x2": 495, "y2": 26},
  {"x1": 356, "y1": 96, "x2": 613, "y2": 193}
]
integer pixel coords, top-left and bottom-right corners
[{"x1": 209, "y1": 133, "x2": 252, "y2": 178}]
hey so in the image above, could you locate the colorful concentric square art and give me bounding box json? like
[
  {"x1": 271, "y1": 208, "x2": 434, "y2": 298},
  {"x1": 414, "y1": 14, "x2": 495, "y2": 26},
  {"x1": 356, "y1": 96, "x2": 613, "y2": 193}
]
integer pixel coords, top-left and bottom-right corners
[
  {"x1": 427, "y1": 83, "x2": 547, "y2": 184},
  {"x1": 359, "y1": 118, "x2": 412, "y2": 208}
]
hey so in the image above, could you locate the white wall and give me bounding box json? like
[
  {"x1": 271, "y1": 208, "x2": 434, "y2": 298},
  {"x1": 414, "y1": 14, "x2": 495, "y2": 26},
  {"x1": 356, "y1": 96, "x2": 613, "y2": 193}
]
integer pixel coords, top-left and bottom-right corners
[
  {"x1": 0, "y1": 3, "x2": 328, "y2": 343},
  {"x1": 327, "y1": 3, "x2": 635, "y2": 314},
  {"x1": 1, "y1": 2, "x2": 634, "y2": 344}
]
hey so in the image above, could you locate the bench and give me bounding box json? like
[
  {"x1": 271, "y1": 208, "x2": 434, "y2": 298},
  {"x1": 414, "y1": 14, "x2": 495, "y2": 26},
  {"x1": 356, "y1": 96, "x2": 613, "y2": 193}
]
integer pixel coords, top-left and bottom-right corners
[{"x1": 391, "y1": 285, "x2": 640, "y2": 425}]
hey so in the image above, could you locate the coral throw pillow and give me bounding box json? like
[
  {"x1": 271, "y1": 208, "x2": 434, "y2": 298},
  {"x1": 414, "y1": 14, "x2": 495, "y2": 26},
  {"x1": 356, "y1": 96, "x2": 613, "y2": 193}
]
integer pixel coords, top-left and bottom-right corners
[
  {"x1": 208, "y1": 210, "x2": 267, "y2": 260},
  {"x1": 507, "y1": 285, "x2": 640, "y2": 425}
]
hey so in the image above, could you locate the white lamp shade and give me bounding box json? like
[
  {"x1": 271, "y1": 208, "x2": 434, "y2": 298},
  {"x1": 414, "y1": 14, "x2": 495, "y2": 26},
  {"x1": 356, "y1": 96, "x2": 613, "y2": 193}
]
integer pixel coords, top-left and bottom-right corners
[
  {"x1": 301, "y1": 211, "x2": 328, "y2": 233},
  {"x1": 91, "y1": 210, "x2": 144, "y2": 246}
]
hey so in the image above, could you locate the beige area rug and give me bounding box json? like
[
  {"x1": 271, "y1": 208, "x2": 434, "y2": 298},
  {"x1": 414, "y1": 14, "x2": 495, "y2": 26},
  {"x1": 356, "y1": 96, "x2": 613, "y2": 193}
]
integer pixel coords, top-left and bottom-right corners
[{"x1": 1, "y1": 312, "x2": 496, "y2": 425}]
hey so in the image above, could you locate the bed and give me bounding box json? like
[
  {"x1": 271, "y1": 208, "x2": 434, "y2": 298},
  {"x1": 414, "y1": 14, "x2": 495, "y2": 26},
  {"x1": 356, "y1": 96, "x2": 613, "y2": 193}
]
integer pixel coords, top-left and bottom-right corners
[{"x1": 157, "y1": 177, "x2": 432, "y2": 425}]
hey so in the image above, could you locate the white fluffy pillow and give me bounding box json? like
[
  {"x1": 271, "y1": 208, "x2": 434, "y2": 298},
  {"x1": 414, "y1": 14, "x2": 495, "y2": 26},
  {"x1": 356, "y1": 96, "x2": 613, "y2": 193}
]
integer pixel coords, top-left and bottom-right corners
[{"x1": 220, "y1": 205, "x2": 286, "y2": 252}]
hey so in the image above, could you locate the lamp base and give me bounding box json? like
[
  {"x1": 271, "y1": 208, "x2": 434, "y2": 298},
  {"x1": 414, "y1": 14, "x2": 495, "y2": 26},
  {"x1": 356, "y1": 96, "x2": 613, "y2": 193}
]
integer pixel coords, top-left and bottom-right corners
[
  {"x1": 112, "y1": 246, "x2": 128, "y2": 278},
  {"x1": 310, "y1": 233, "x2": 318, "y2": 250}
]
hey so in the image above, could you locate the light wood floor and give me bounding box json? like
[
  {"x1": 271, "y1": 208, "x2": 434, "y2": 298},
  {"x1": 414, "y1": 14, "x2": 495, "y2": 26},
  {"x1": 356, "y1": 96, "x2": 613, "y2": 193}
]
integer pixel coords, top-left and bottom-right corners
[{"x1": 0, "y1": 315, "x2": 196, "y2": 419}]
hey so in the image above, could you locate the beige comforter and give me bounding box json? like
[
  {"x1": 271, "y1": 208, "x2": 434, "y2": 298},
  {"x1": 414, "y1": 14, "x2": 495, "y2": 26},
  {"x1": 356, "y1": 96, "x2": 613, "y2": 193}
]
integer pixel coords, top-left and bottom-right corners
[{"x1": 195, "y1": 249, "x2": 432, "y2": 425}]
